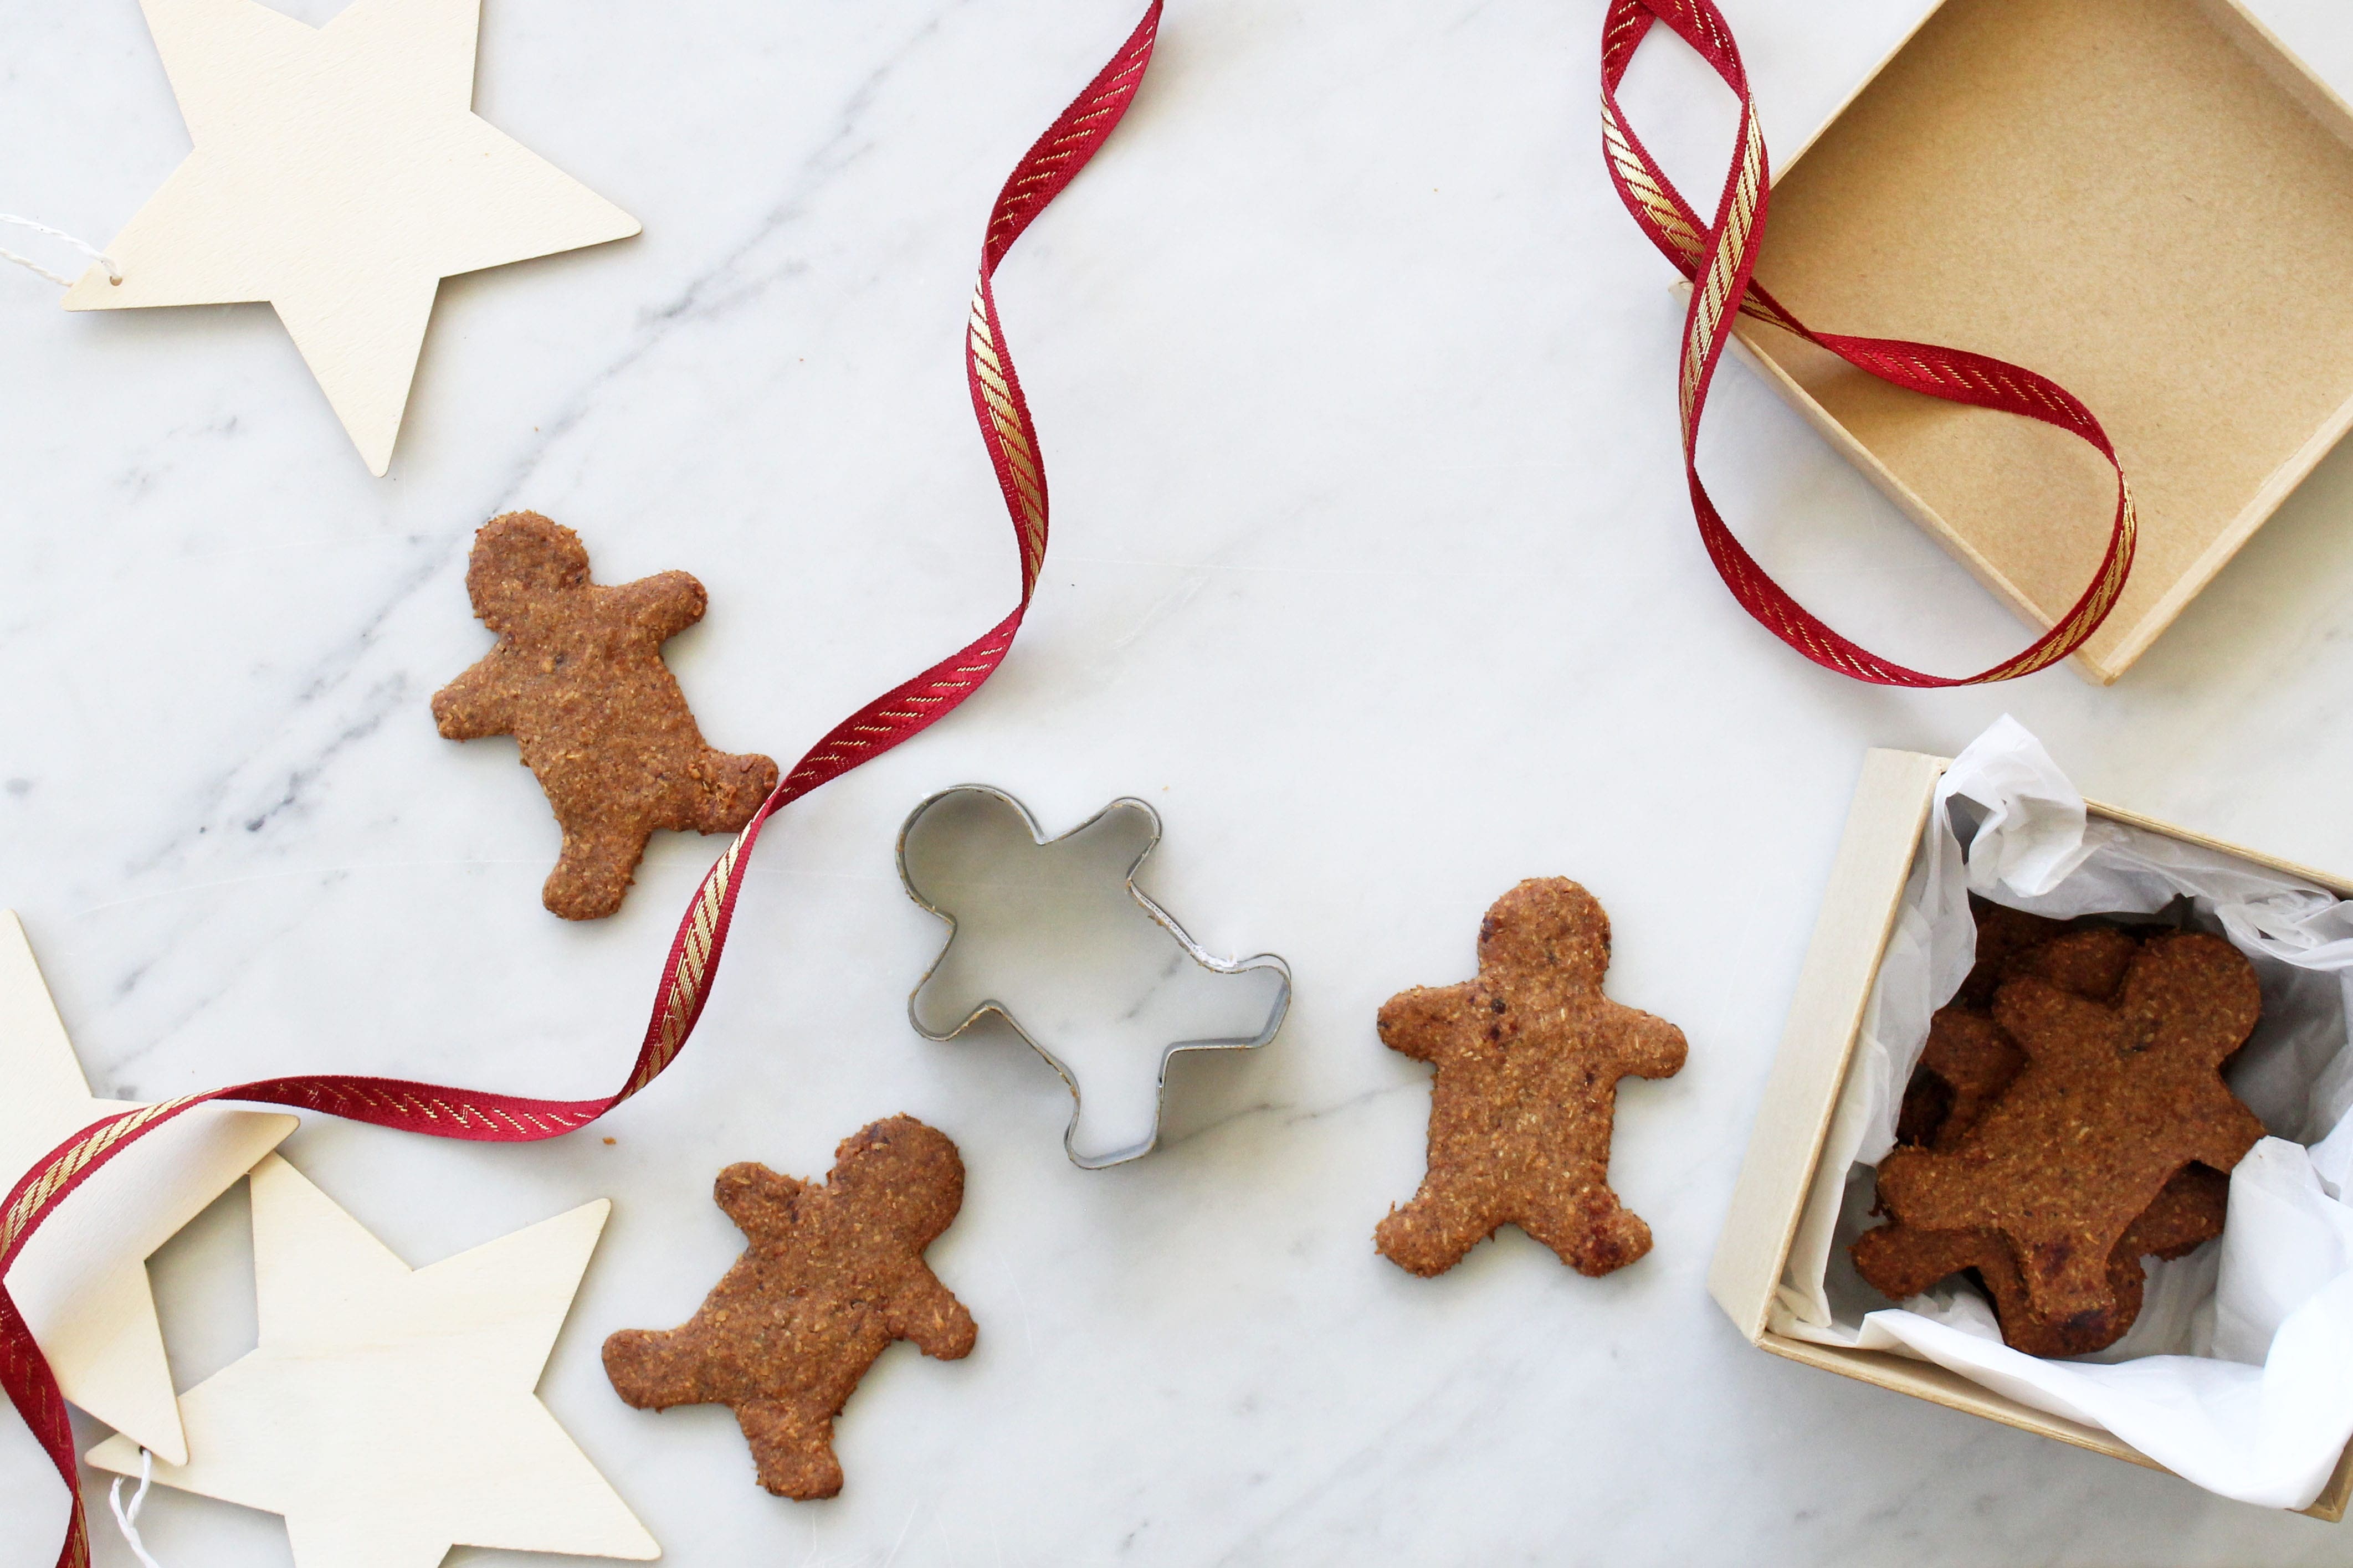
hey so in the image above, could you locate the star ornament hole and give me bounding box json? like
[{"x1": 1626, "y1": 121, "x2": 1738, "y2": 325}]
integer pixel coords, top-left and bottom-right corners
[{"x1": 897, "y1": 785, "x2": 1291, "y2": 1169}]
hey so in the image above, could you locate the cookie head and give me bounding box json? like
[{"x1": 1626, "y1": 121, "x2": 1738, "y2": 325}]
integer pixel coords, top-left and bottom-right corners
[
  {"x1": 833, "y1": 1115, "x2": 966, "y2": 1246},
  {"x1": 1476, "y1": 877, "x2": 1611, "y2": 990},
  {"x1": 466, "y1": 511, "x2": 592, "y2": 633},
  {"x1": 2012, "y1": 926, "x2": 2140, "y2": 1005},
  {"x1": 2114, "y1": 931, "x2": 2263, "y2": 1061}
]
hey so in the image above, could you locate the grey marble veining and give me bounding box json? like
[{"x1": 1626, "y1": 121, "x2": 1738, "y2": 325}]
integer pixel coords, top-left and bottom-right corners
[{"x1": 7, "y1": 1, "x2": 2353, "y2": 1564}]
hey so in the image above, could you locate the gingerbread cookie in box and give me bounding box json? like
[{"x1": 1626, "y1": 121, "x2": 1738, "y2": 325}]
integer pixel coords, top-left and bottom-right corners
[{"x1": 1852, "y1": 897, "x2": 2264, "y2": 1356}]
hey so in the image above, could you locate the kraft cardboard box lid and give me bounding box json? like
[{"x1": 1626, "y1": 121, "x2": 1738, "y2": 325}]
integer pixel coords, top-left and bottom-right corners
[{"x1": 1732, "y1": 0, "x2": 2353, "y2": 683}]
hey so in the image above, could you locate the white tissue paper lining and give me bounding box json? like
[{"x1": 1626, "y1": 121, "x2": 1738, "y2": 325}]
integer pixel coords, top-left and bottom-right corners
[{"x1": 1771, "y1": 717, "x2": 2353, "y2": 1510}]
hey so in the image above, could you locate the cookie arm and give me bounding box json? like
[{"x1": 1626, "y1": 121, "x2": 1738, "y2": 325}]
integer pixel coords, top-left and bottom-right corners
[
  {"x1": 612, "y1": 570, "x2": 709, "y2": 643},
  {"x1": 886, "y1": 1266, "x2": 977, "y2": 1360},
  {"x1": 1871, "y1": 1147, "x2": 1993, "y2": 1233},
  {"x1": 2188, "y1": 1102, "x2": 2269, "y2": 1176},
  {"x1": 1377, "y1": 983, "x2": 1483, "y2": 1066},
  {"x1": 430, "y1": 657, "x2": 518, "y2": 740},
  {"x1": 1850, "y1": 1221, "x2": 1995, "y2": 1302},
  {"x1": 712, "y1": 1163, "x2": 807, "y2": 1240},
  {"x1": 1918, "y1": 1009, "x2": 2024, "y2": 1102},
  {"x1": 602, "y1": 1326, "x2": 706, "y2": 1411},
  {"x1": 1601, "y1": 1004, "x2": 1686, "y2": 1081}
]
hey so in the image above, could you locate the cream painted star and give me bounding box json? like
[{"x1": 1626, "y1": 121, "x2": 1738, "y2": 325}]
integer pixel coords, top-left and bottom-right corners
[
  {"x1": 0, "y1": 911, "x2": 295, "y2": 1464},
  {"x1": 89, "y1": 1154, "x2": 658, "y2": 1568},
  {"x1": 64, "y1": 0, "x2": 640, "y2": 474}
]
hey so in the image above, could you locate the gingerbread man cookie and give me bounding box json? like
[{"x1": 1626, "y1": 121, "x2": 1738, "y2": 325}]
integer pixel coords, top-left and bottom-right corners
[
  {"x1": 1874, "y1": 932, "x2": 2264, "y2": 1323},
  {"x1": 601, "y1": 1117, "x2": 976, "y2": 1499},
  {"x1": 432, "y1": 512, "x2": 779, "y2": 919},
  {"x1": 1898, "y1": 926, "x2": 2140, "y2": 1152},
  {"x1": 1867, "y1": 918, "x2": 2239, "y2": 1354},
  {"x1": 1376, "y1": 878, "x2": 1686, "y2": 1278}
]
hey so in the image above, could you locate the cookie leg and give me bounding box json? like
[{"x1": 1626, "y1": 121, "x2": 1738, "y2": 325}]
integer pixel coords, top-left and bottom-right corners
[
  {"x1": 1981, "y1": 1243, "x2": 2144, "y2": 1358},
  {"x1": 734, "y1": 1399, "x2": 845, "y2": 1500},
  {"x1": 1519, "y1": 1188, "x2": 1653, "y2": 1277},
  {"x1": 2018, "y1": 1236, "x2": 2128, "y2": 1322},
  {"x1": 686, "y1": 748, "x2": 781, "y2": 835},
  {"x1": 544, "y1": 827, "x2": 652, "y2": 921},
  {"x1": 1375, "y1": 1177, "x2": 1496, "y2": 1277}
]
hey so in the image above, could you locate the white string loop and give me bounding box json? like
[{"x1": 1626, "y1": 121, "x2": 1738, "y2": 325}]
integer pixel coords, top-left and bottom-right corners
[
  {"x1": 0, "y1": 212, "x2": 120, "y2": 289},
  {"x1": 107, "y1": 1447, "x2": 166, "y2": 1568}
]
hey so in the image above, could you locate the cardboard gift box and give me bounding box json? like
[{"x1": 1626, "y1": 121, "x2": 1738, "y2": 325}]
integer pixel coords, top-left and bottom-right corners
[
  {"x1": 1729, "y1": 0, "x2": 2353, "y2": 683},
  {"x1": 1707, "y1": 748, "x2": 2353, "y2": 1518}
]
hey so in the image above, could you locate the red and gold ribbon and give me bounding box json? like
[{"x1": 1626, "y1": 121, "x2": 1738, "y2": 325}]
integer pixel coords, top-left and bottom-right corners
[
  {"x1": 2, "y1": 7, "x2": 2156, "y2": 1557},
  {"x1": 1601, "y1": 0, "x2": 2136, "y2": 685},
  {"x1": 0, "y1": 9, "x2": 1161, "y2": 1565}
]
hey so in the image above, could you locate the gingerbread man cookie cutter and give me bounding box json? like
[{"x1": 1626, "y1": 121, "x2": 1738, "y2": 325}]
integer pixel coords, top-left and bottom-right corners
[{"x1": 896, "y1": 785, "x2": 1291, "y2": 1169}]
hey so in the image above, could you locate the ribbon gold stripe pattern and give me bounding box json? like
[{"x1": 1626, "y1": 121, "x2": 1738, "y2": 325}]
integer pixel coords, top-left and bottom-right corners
[{"x1": 1602, "y1": 0, "x2": 2136, "y2": 686}]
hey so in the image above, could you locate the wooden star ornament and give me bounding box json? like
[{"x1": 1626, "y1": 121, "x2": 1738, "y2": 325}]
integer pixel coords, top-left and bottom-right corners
[
  {"x1": 0, "y1": 911, "x2": 295, "y2": 1464},
  {"x1": 63, "y1": 0, "x2": 640, "y2": 475},
  {"x1": 87, "y1": 1154, "x2": 659, "y2": 1568}
]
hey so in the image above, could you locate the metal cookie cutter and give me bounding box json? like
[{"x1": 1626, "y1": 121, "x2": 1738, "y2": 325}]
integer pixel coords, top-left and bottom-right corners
[{"x1": 896, "y1": 785, "x2": 1291, "y2": 1169}]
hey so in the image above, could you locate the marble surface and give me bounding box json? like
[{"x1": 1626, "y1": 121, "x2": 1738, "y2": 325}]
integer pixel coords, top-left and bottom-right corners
[{"x1": 7, "y1": 0, "x2": 2353, "y2": 1563}]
